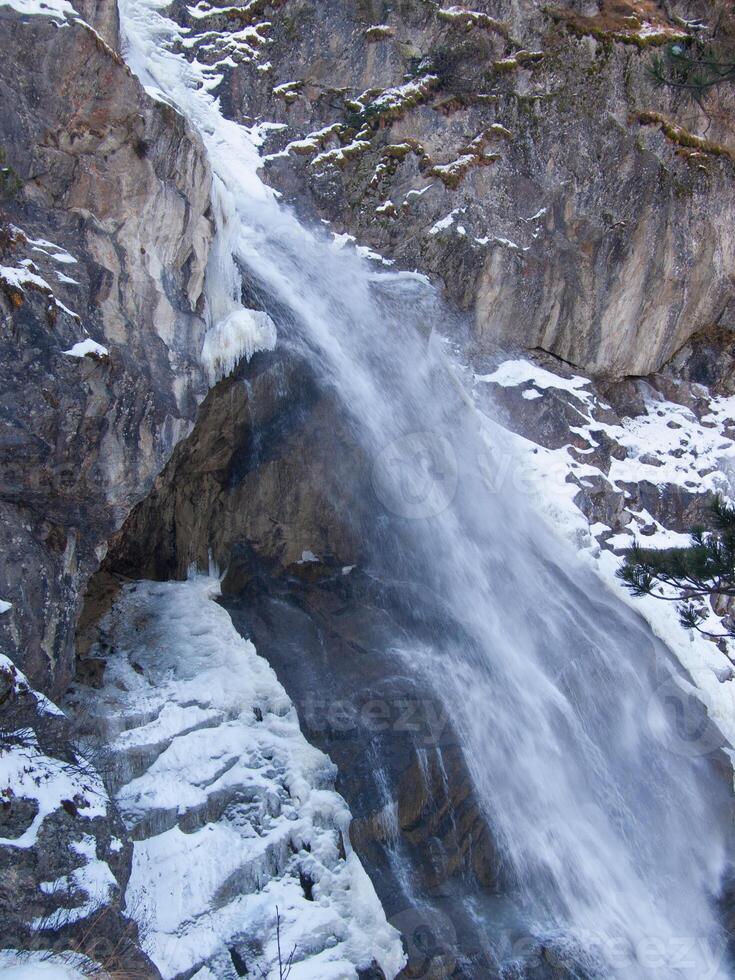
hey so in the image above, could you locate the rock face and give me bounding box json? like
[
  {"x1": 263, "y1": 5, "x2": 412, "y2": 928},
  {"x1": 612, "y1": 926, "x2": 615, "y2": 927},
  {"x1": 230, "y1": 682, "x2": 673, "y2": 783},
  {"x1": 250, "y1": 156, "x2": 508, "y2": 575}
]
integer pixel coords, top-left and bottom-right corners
[
  {"x1": 0, "y1": 654, "x2": 158, "y2": 977},
  {"x1": 167, "y1": 0, "x2": 735, "y2": 377},
  {"x1": 221, "y1": 575, "x2": 503, "y2": 978},
  {"x1": 0, "y1": 2, "x2": 212, "y2": 693},
  {"x1": 2, "y1": 0, "x2": 735, "y2": 976},
  {"x1": 96, "y1": 348, "x2": 367, "y2": 589},
  {"x1": 0, "y1": 4, "x2": 214, "y2": 971}
]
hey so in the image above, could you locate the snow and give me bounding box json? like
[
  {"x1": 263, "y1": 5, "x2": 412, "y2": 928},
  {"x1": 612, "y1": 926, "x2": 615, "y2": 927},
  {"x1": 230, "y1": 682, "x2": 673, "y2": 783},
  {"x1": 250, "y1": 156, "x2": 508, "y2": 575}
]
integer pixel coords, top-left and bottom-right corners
[
  {"x1": 602, "y1": 394, "x2": 735, "y2": 493},
  {"x1": 438, "y1": 5, "x2": 506, "y2": 31},
  {"x1": 273, "y1": 80, "x2": 303, "y2": 97},
  {"x1": 439, "y1": 5, "x2": 480, "y2": 17},
  {"x1": 311, "y1": 139, "x2": 371, "y2": 170},
  {"x1": 178, "y1": 2, "x2": 271, "y2": 72},
  {"x1": 73, "y1": 577, "x2": 405, "y2": 980},
  {"x1": 629, "y1": 22, "x2": 688, "y2": 42},
  {"x1": 0, "y1": 966, "x2": 80, "y2": 980},
  {"x1": 432, "y1": 153, "x2": 475, "y2": 180},
  {"x1": 54, "y1": 272, "x2": 80, "y2": 285},
  {"x1": 263, "y1": 124, "x2": 346, "y2": 164},
  {"x1": 429, "y1": 208, "x2": 465, "y2": 236},
  {"x1": 0, "y1": 261, "x2": 81, "y2": 323},
  {"x1": 404, "y1": 184, "x2": 434, "y2": 203},
  {"x1": 62, "y1": 339, "x2": 108, "y2": 359},
  {"x1": 201, "y1": 307, "x2": 277, "y2": 383},
  {"x1": 0, "y1": 730, "x2": 107, "y2": 851},
  {"x1": 1, "y1": 265, "x2": 53, "y2": 292},
  {"x1": 35, "y1": 836, "x2": 118, "y2": 930},
  {"x1": 0, "y1": 655, "x2": 108, "y2": 852},
  {"x1": 475, "y1": 358, "x2": 594, "y2": 404},
  {"x1": 0, "y1": 950, "x2": 92, "y2": 979},
  {"x1": 27, "y1": 238, "x2": 78, "y2": 265},
  {"x1": 0, "y1": 0, "x2": 78, "y2": 21},
  {"x1": 331, "y1": 233, "x2": 395, "y2": 266},
  {"x1": 365, "y1": 75, "x2": 438, "y2": 115}
]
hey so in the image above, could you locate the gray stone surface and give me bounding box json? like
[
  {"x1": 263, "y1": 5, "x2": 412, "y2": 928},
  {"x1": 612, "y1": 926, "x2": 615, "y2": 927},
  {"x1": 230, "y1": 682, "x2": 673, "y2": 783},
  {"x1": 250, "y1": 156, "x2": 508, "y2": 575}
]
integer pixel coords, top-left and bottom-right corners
[
  {"x1": 175, "y1": 0, "x2": 735, "y2": 377},
  {"x1": 0, "y1": 5, "x2": 212, "y2": 693}
]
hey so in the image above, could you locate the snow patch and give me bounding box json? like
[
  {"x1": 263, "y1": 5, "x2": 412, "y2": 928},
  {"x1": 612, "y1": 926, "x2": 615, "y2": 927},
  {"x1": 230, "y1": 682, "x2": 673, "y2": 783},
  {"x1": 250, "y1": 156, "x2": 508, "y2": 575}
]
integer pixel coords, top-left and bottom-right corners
[
  {"x1": 476, "y1": 358, "x2": 594, "y2": 404},
  {"x1": 429, "y1": 208, "x2": 465, "y2": 236},
  {"x1": 0, "y1": 0, "x2": 78, "y2": 22},
  {"x1": 0, "y1": 264, "x2": 81, "y2": 322},
  {"x1": 331, "y1": 233, "x2": 395, "y2": 266},
  {"x1": 35, "y1": 836, "x2": 118, "y2": 930},
  {"x1": 62, "y1": 339, "x2": 108, "y2": 359},
  {"x1": 0, "y1": 950, "x2": 92, "y2": 979},
  {"x1": 0, "y1": 658, "x2": 108, "y2": 852}
]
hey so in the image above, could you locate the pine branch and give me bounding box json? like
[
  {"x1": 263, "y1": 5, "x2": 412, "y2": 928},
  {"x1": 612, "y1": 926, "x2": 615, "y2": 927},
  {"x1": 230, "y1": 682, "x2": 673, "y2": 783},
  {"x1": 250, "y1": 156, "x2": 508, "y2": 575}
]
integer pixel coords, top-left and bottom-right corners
[{"x1": 618, "y1": 495, "x2": 735, "y2": 642}]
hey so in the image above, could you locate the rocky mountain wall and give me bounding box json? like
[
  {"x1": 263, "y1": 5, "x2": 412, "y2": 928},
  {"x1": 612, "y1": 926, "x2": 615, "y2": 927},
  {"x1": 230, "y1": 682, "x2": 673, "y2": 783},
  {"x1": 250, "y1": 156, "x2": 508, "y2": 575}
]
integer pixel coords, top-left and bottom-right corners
[
  {"x1": 2, "y1": 0, "x2": 735, "y2": 976},
  {"x1": 169, "y1": 0, "x2": 735, "y2": 377},
  {"x1": 0, "y1": 1, "x2": 213, "y2": 694}
]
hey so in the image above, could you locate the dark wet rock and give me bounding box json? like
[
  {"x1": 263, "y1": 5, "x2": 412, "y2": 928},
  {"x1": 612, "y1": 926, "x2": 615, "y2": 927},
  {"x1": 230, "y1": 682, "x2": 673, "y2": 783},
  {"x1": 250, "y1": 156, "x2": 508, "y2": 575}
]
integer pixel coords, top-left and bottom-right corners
[
  {"x1": 617, "y1": 480, "x2": 711, "y2": 533},
  {"x1": 221, "y1": 570, "x2": 504, "y2": 978},
  {"x1": 0, "y1": 793, "x2": 39, "y2": 840},
  {"x1": 662, "y1": 324, "x2": 735, "y2": 398},
  {"x1": 96, "y1": 348, "x2": 367, "y2": 589},
  {"x1": 487, "y1": 382, "x2": 592, "y2": 450},
  {"x1": 572, "y1": 474, "x2": 628, "y2": 534}
]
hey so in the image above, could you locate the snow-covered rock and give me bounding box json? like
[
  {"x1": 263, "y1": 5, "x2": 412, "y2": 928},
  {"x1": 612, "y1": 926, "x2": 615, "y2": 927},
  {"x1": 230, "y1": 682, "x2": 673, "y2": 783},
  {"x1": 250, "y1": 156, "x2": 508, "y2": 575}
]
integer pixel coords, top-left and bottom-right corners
[
  {"x1": 70, "y1": 577, "x2": 405, "y2": 980},
  {"x1": 472, "y1": 352, "x2": 735, "y2": 759},
  {"x1": 0, "y1": 655, "x2": 151, "y2": 975}
]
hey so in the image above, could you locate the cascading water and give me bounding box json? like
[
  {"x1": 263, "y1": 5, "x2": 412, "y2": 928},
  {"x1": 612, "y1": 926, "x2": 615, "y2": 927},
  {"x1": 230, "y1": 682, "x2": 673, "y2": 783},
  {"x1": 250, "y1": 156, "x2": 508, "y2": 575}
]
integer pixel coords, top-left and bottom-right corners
[{"x1": 119, "y1": 1, "x2": 734, "y2": 975}]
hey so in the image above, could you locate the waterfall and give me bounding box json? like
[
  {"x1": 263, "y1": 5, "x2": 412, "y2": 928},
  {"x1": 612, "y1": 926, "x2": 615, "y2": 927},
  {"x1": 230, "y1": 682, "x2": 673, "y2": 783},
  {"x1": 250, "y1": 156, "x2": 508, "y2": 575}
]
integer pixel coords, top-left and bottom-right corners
[{"x1": 118, "y1": 0, "x2": 733, "y2": 975}]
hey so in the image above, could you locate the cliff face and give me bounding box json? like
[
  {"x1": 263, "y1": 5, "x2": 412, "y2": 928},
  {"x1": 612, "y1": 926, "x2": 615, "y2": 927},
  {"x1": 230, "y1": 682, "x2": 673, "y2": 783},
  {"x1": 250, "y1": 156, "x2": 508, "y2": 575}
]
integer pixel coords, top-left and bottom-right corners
[
  {"x1": 167, "y1": 0, "x2": 735, "y2": 377},
  {"x1": 0, "y1": 5, "x2": 215, "y2": 971},
  {"x1": 3, "y1": 0, "x2": 733, "y2": 691},
  {"x1": 2, "y1": 0, "x2": 735, "y2": 976},
  {"x1": 0, "y1": 1, "x2": 212, "y2": 693}
]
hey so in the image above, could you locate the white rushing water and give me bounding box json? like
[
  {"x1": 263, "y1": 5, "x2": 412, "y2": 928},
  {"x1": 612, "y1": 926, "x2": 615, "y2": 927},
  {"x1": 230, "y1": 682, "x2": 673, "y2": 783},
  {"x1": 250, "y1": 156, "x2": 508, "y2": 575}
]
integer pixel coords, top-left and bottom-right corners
[{"x1": 119, "y1": 0, "x2": 733, "y2": 975}]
